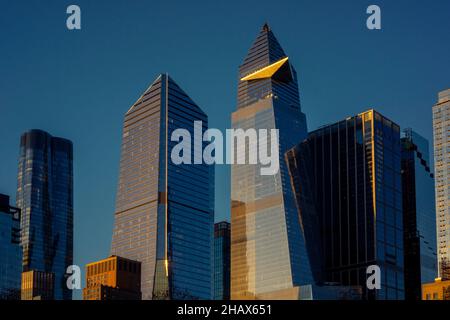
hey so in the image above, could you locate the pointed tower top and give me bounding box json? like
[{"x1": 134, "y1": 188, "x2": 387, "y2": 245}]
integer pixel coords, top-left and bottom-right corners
[
  {"x1": 240, "y1": 24, "x2": 287, "y2": 76},
  {"x1": 127, "y1": 73, "x2": 204, "y2": 116}
]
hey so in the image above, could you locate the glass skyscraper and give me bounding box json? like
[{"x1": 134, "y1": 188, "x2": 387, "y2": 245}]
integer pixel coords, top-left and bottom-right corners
[
  {"x1": 432, "y1": 88, "x2": 450, "y2": 280},
  {"x1": 214, "y1": 221, "x2": 230, "y2": 300},
  {"x1": 111, "y1": 74, "x2": 214, "y2": 300},
  {"x1": 286, "y1": 110, "x2": 405, "y2": 300},
  {"x1": 401, "y1": 129, "x2": 437, "y2": 300},
  {"x1": 231, "y1": 24, "x2": 313, "y2": 299},
  {"x1": 0, "y1": 194, "x2": 21, "y2": 300},
  {"x1": 16, "y1": 129, "x2": 73, "y2": 300}
]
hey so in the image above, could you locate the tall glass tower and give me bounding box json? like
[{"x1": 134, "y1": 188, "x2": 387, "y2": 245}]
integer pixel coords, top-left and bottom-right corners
[
  {"x1": 401, "y1": 128, "x2": 437, "y2": 300},
  {"x1": 231, "y1": 24, "x2": 312, "y2": 299},
  {"x1": 433, "y1": 88, "x2": 450, "y2": 279},
  {"x1": 286, "y1": 110, "x2": 405, "y2": 300},
  {"x1": 16, "y1": 129, "x2": 73, "y2": 300},
  {"x1": 111, "y1": 74, "x2": 214, "y2": 300}
]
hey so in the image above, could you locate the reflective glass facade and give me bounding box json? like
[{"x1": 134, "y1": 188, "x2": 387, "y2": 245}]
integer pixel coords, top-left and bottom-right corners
[
  {"x1": 231, "y1": 24, "x2": 312, "y2": 299},
  {"x1": 214, "y1": 221, "x2": 230, "y2": 300},
  {"x1": 16, "y1": 129, "x2": 73, "y2": 300},
  {"x1": 432, "y1": 89, "x2": 450, "y2": 279},
  {"x1": 286, "y1": 110, "x2": 405, "y2": 300},
  {"x1": 111, "y1": 74, "x2": 214, "y2": 300},
  {"x1": 0, "y1": 194, "x2": 22, "y2": 300},
  {"x1": 401, "y1": 129, "x2": 437, "y2": 300}
]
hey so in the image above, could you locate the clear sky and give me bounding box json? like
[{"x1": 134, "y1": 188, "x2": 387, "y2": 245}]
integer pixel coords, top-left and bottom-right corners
[{"x1": 0, "y1": 0, "x2": 449, "y2": 299}]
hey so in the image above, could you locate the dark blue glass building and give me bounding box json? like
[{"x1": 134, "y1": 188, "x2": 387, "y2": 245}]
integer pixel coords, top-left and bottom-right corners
[
  {"x1": 214, "y1": 221, "x2": 230, "y2": 300},
  {"x1": 16, "y1": 129, "x2": 73, "y2": 300},
  {"x1": 111, "y1": 74, "x2": 214, "y2": 300},
  {"x1": 286, "y1": 110, "x2": 405, "y2": 300},
  {"x1": 0, "y1": 194, "x2": 22, "y2": 300},
  {"x1": 401, "y1": 128, "x2": 437, "y2": 300}
]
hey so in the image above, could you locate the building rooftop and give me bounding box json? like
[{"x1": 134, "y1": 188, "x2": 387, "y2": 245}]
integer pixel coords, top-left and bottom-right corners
[{"x1": 438, "y1": 88, "x2": 450, "y2": 103}]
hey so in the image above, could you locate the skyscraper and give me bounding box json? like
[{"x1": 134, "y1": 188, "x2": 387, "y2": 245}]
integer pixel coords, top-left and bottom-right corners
[
  {"x1": 16, "y1": 129, "x2": 73, "y2": 300},
  {"x1": 214, "y1": 221, "x2": 230, "y2": 300},
  {"x1": 401, "y1": 129, "x2": 437, "y2": 300},
  {"x1": 286, "y1": 110, "x2": 405, "y2": 300},
  {"x1": 0, "y1": 194, "x2": 21, "y2": 300},
  {"x1": 111, "y1": 74, "x2": 214, "y2": 300},
  {"x1": 83, "y1": 256, "x2": 141, "y2": 300},
  {"x1": 231, "y1": 24, "x2": 313, "y2": 299},
  {"x1": 432, "y1": 88, "x2": 450, "y2": 280}
]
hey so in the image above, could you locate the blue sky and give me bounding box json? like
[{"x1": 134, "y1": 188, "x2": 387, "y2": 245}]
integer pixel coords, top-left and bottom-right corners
[{"x1": 0, "y1": 0, "x2": 449, "y2": 298}]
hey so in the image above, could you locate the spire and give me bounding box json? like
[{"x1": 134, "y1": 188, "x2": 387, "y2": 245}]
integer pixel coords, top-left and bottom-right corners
[
  {"x1": 240, "y1": 23, "x2": 287, "y2": 77},
  {"x1": 237, "y1": 24, "x2": 299, "y2": 110}
]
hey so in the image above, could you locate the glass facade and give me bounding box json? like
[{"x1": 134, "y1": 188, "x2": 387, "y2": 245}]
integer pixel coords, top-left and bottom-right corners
[
  {"x1": 231, "y1": 24, "x2": 312, "y2": 299},
  {"x1": 214, "y1": 221, "x2": 230, "y2": 300},
  {"x1": 111, "y1": 74, "x2": 214, "y2": 300},
  {"x1": 16, "y1": 129, "x2": 73, "y2": 300},
  {"x1": 0, "y1": 194, "x2": 22, "y2": 300},
  {"x1": 432, "y1": 89, "x2": 450, "y2": 279},
  {"x1": 286, "y1": 110, "x2": 405, "y2": 300},
  {"x1": 401, "y1": 129, "x2": 437, "y2": 300}
]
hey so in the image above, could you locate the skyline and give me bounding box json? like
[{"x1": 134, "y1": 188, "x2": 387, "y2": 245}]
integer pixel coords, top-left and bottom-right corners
[{"x1": 1, "y1": 0, "x2": 450, "y2": 299}]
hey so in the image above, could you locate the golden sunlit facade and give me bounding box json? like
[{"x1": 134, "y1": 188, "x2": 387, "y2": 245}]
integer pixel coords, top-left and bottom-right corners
[
  {"x1": 422, "y1": 278, "x2": 450, "y2": 300},
  {"x1": 82, "y1": 255, "x2": 141, "y2": 300},
  {"x1": 240, "y1": 57, "x2": 289, "y2": 81},
  {"x1": 21, "y1": 270, "x2": 54, "y2": 300},
  {"x1": 231, "y1": 24, "x2": 312, "y2": 299}
]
